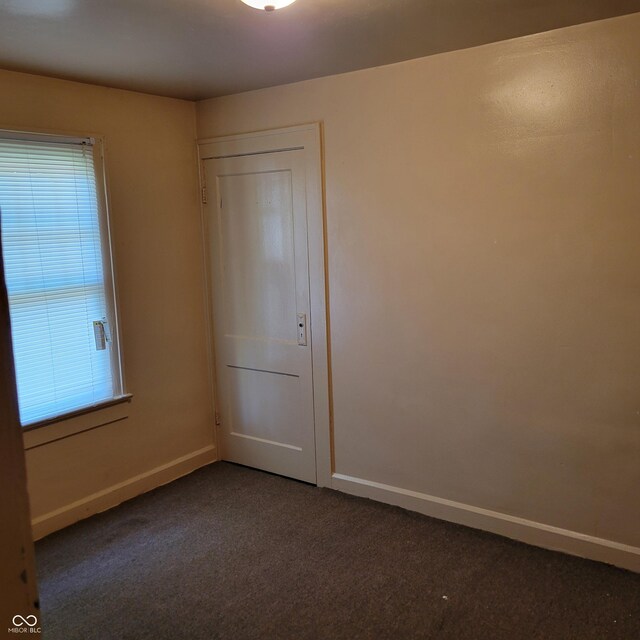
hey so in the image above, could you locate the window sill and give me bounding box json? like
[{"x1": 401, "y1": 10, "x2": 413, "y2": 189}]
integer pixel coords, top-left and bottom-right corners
[{"x1": 22, "y1": 394, "x2": 133, "y2": 450}]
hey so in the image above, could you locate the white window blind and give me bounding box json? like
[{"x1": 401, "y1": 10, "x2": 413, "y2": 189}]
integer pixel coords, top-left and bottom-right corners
[{"x1": 0, "y1": 133, "x2": 121, "y2": 426}]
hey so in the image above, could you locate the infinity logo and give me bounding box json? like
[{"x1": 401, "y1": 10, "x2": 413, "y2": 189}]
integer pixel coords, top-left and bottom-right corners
[{"x1": 12, "y1": 615, "x2": 38, "y2": 627}]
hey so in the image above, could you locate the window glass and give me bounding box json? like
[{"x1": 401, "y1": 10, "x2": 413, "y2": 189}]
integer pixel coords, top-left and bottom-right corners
[{"x1": 0, "y1": 133, "x2": 122, "y2": 425}]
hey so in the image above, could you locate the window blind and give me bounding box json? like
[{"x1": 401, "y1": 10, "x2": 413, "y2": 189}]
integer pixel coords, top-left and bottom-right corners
[{"x1": 0, "y1": 136, "x2": 116, "y2": 425}]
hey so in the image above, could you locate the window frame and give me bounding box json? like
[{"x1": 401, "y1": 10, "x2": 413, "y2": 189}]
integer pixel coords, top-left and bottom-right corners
[{"x1": 0, "y1": 128, "x2": 129, "y2": 441}]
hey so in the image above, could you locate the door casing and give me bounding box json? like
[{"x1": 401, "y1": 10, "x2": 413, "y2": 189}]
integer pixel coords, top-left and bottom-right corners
[{"x1": 197, "y1": 123, "x2": 331, "y2": 487}]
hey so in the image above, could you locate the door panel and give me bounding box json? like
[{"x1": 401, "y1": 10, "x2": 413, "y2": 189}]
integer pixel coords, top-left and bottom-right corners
[
  {"x1": 226, "y1": 366, "x2": 305, "y2": 447},
  {"x1": 205, "y1": 149, "x2": 317, "y2": 483},
  {"x1": 219, "y1": 170, "x2": 297, "y2": 342}
]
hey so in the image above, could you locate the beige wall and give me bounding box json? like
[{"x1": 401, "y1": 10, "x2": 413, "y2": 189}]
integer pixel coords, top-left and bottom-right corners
[
  {"x1": 197, "y1": 14, "x2": 640, "y2": 552},
  {"x1": 0, "y1": 69, "x2": 215, "y2": 529}
]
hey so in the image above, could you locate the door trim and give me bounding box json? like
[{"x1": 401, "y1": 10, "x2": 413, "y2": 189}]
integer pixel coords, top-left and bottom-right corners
[{"x1": 197, "y1": 123, "x2": 332, "y2": 487}]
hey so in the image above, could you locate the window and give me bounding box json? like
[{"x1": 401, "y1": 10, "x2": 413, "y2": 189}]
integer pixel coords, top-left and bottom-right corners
[{"x1": 0, "y1": 131, "x2": 123, "y2": 427}]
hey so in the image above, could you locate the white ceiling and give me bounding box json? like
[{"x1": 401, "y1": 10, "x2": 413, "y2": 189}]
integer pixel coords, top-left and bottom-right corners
[{"x1": 0, "y1": 0, "x2": 639, "y2": 100}]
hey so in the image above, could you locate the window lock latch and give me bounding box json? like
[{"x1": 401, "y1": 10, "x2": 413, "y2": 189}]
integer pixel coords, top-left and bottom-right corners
[{"x1": 93, "y1": 319, "x2": 110, "y2": 351}]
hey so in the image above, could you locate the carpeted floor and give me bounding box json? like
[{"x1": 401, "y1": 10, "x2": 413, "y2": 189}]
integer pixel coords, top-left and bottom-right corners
[{"x1": 36, "y1": 462, "x2": 640, "y2": 640}]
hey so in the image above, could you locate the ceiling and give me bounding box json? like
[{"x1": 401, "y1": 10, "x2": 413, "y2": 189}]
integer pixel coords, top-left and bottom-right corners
[{"x1": 0, "y1": 0, "x2": 639, "y2": 101}]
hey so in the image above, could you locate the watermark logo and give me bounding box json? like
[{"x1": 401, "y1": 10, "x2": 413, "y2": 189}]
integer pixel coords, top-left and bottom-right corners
[{"x1": 8, "y1": 615, "x2": 41, "y2": 634}]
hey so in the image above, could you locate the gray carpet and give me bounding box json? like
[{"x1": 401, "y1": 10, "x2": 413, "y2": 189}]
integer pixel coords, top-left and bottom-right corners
[{"x1": 36, "y1": 462, "x2": 640, "y2": 639}]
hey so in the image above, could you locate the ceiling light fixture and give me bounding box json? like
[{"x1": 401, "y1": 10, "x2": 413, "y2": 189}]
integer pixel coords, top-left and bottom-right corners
[{"x1": 241, "y1": 0, "x2": 297, "y2": 11}]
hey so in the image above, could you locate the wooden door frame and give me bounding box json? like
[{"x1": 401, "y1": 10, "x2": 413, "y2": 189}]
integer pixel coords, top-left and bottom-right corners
[
  {"x1": 0, "y1": 216, "x2": 39, "y2": 626},
  {"x1": 197, "y1": 123, "x2": 332, "y2": 487}
]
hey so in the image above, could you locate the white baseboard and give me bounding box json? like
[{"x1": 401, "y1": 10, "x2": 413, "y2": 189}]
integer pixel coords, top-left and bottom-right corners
[
  {"x1": 331, "y1": 472, "x2": 640, "y2": 574},
  {"x1": 32, "y1": 445, "x2": 218, "y2": 540}
]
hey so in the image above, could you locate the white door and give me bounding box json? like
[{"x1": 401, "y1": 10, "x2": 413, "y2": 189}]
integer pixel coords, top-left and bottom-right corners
[{"x1": 203, "y1": 149, "x2": 317, "y2": 483}]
